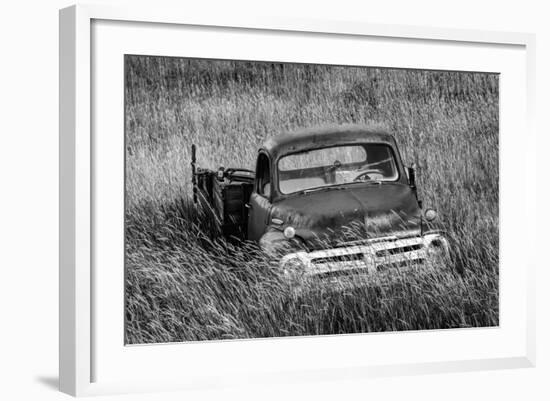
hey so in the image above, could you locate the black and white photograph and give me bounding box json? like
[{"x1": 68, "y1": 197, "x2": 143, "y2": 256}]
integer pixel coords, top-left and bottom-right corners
[
  {"x1": 124, "y1": 55, "x2": 499, "y2": 344},
  {"x1": 124, "y1": 55, "x2": 500, "y2": 344},
  {"x1": 4, "y1": 0, "x2": 549, "y2": 399},
  {"x1": 1, "y1": 0, "x2": 548, "y2": 398}
]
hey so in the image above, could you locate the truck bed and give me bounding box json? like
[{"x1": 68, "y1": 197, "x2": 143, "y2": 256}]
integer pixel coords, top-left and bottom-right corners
[{"x1": 193, "y1": 167, "x2": 254, "y2": 240}]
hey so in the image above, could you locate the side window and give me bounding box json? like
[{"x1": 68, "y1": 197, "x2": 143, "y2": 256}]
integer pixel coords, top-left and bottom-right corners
[{"x1": 256, "y1": 153, "x2": 271, "y2": 198}]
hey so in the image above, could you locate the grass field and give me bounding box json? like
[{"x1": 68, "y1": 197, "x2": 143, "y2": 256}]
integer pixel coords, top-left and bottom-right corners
[{"x1": 124, "y1": 56, "x2": 499, "y2": 344}]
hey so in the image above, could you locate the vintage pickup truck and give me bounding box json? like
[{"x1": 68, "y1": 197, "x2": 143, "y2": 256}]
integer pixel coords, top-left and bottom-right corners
[{"x1": 191, "y1": 124, "x2": 449, "y2": 281}]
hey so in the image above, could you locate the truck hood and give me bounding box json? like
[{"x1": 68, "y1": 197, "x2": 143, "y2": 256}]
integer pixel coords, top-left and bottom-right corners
[{"x1": 270, "y1": 183, "x2": 422, "y2": 249}]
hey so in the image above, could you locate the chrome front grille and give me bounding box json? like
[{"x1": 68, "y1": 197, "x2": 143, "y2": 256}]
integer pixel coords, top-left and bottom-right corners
[
  {"x1": 280, "y1": 235, "x2": 434, "y2": 279},
  {"x1": 279, "y1": 232, "x2": 449, "y2": 284}
]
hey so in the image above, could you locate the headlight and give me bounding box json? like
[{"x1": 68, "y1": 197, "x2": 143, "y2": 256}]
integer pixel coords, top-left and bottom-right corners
[
  {"x1": 425, "y1": 235, "x2": 449, "y2": 258},
  {"x1": 425, "y1": 208, "x2": 437, "y2": 221},
  {"x1": 283, "y1": 226, "x2": 296, "y2": 239},
  {"x1": 281, "y1": 255, "x2": 304, "y2": 275}
]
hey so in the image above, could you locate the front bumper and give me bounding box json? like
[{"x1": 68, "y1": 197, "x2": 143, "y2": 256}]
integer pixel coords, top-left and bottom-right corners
[{"x1": 279, "y1": 232, "x2": 449, "y2": 284}]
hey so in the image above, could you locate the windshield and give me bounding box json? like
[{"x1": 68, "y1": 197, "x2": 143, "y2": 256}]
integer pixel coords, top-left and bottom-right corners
[{"x1": 277, "y1": 144, "x2": 399, "y2": 194}]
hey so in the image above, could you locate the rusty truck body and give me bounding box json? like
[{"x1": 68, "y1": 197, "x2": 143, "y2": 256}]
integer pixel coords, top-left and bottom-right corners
[{"x1": 192, "y1": 124, "x2": 448, "y2": 283}]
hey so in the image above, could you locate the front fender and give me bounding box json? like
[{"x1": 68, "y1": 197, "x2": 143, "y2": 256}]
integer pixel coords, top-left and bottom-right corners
[{"x1": 258, "y1": 228, "x2": 307, "y2": 258}]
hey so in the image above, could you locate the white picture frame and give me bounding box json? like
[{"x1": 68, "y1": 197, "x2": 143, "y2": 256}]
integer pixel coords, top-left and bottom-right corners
[{"x1": 59, "y1": 4, "x2": 536, "y2": 397}]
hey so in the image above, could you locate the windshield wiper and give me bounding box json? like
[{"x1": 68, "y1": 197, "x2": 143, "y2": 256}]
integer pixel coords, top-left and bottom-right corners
[
  {"x1": 302, "y1": 185, "x2": 346, "y2": 195},
  {"x1": 360, "y1": 179, "x2": 382, "y2": 185},
  {"x1": 300, "y1": 180, "x2": 390, "y2": 195},
  {"x1": 344, "y1": 179, "x2": 383, "y2": 186}
]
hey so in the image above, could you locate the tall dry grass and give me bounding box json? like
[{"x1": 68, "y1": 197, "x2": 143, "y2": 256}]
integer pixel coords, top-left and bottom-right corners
[{"x1": 125, "y1": 56, "x2": 499, "y2": 344}]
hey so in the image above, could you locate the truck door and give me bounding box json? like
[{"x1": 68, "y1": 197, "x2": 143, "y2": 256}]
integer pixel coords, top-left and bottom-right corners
[{"x1": 247, "y1": 152, "x2": 272, "y2": 241}]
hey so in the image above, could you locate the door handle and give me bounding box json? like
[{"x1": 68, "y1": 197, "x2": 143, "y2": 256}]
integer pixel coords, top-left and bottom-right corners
[{"x1": 245, "y1": 203, "x2": 252, "y2": 209}]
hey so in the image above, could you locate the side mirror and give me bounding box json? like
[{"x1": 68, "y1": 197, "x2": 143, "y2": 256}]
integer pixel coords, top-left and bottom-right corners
[
  {"x1": 407, "y1": 166, "x2": 416, "y2": 188},
  {"x1": 407, "y1": 165, "x2": 420, "y2": 206}
]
